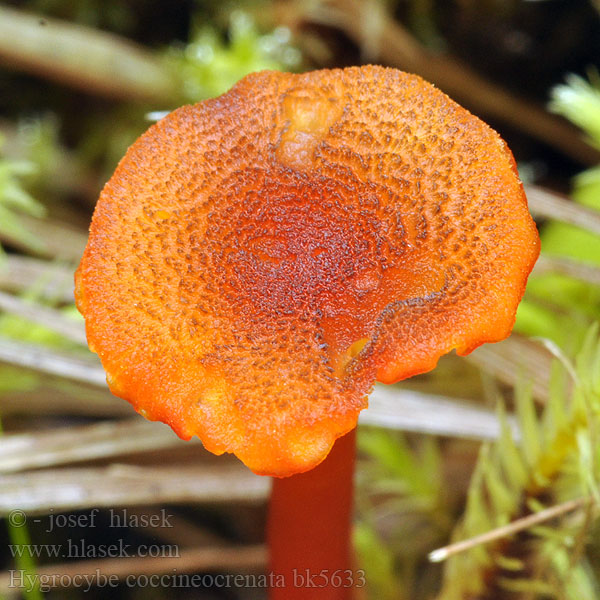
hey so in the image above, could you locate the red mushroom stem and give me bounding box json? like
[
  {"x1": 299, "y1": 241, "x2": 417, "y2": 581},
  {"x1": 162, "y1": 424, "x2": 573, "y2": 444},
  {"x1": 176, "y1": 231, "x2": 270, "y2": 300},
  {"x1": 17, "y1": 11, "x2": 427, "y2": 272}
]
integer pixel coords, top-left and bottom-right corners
[{"x1": 267, "y1": 429, "x2": 357, "y2": 599}]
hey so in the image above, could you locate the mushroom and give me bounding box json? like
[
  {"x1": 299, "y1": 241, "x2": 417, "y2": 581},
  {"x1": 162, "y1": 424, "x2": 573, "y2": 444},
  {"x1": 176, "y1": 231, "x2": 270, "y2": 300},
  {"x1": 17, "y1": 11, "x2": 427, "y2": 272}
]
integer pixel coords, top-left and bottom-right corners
[{"x1": 75, "y1": 66, "x2": 540, "y2": 597}]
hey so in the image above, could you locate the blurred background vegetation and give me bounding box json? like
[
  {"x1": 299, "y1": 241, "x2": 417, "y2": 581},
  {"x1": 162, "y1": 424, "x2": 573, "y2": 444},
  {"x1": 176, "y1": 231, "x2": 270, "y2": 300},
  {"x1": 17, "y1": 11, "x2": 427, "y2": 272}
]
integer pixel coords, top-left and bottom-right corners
[{"x1": 1, "y1": 0, "x2": 600, "y2": 598}]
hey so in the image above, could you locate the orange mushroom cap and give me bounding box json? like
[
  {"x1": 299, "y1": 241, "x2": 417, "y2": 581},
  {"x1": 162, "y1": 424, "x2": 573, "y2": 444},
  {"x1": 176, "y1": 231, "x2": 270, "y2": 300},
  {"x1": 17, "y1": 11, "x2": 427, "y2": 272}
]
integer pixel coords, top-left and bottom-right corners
[{"x1": 75, "y1": 66, "x2": 539, "y2": 477}]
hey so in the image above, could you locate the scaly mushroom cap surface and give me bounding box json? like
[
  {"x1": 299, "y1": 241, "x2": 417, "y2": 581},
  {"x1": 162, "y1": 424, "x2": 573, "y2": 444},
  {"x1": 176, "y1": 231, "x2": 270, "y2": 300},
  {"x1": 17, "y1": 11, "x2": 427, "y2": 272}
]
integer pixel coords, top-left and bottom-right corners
[{"x1": 75, "y1": 66, "x2": 539, "y2": 476}]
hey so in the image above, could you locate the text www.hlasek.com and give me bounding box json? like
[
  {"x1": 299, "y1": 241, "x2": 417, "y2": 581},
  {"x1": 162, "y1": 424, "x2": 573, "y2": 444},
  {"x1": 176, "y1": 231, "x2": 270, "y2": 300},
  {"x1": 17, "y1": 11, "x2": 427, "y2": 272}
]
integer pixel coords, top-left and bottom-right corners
[{"x1": 9, "y1": 539, "x2": 179, "y2": 559}]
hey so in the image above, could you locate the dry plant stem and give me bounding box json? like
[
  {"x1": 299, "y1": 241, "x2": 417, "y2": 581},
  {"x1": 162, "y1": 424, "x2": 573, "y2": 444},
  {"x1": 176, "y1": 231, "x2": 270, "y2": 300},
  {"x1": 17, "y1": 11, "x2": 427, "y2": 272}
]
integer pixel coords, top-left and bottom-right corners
[
  {"x1": 429, "y1": 497, "x2": 591, "y2": 562},
  {"x1": 0, "y1": 393, "x2": 516, "y2": 475},
  {"x1": 0, "y1": 256, "x2": 75, "y2": 303},
  {"x1": 0, "y1": 214, "x2": 87, "y2": 262},
  {"x1": 280, "y1": 0, "x2": 599, "y2": 165},
  {"x1": 0, "y1": 337, "x2": 106, "y2": 386},
  {"x1": 268, "y1": 428, "x2": 356, "y2": 599},
  {"x1": 467, "y1": 335, "x2": 553, "y2": 403},
  {"x1": 533, "y1": 254, "x2": 600, "y2": 287},
  {"x1": 0, "y1": 464, "x2": 269, "y2": 514},
  {"x1": 0, "y1": 336, "x2": 518, "y2": 440},
  {"x1": 362, "y1": 385, "x2": 519, "y2": 441},
  {"x1": 525, "y1": 185, "x2": 600, "y2": 236},
  {"x1": 0, "y1": 290, "x2": 86, "y2": 345},
  {"x1": 0, "y1": 419, "x2": 196, "y2": 473},
  {"x1": 0, "y1": 387, "x2": 126, "y2": 418},
  {"x1": 0, "y1": 5, "x2": 177, "y2": 102}
]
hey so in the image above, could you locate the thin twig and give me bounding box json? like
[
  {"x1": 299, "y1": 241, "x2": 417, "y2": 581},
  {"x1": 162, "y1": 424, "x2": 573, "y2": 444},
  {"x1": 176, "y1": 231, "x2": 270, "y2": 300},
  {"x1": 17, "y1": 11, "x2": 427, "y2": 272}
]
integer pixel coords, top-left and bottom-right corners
[
  {"x1": 0, "y1": 214, "x2": 87, "y2": 262},
  {"x1": 0, "y1": 390, "x2": 515, "y2": 475},
  {"x1": 467, "y1": 335, "x2": 553, "y2": 402},
  {"x1": 0, "y1": 336, "x2": 517, "y2": 441},
  {"x1": 0, "y1": 5, "x2": 177, "y2": 102},
  {"x1": 533, "y1": 254, "x2": 600, "y2": 287},
  {"x1": 364, "y1": 386, "x2": 519, "y2": 441},
  {"x1": 0, "y1": 291, "x2": 86, "y2": 345},
  {"x1": 0, "y1": 419, "x2": 194, "y2": 473},
  {"x1": 0, "y1": 386, "x2": 126, "y2": 418},
  {"x1": 0, "y1": 337, "x2": 106, "y2": 386},
  {"x1": 0, "y1": 256, "x2": 75, "y2": 303},
  {"x1": 0, "y1": 464, "x2": 270, "y2": 514},
  {"x1": 525, "y1": 185, "x2": 600, "y2": 236},
  {"x1": 429, "y1": 497, "x2": 591, "y2": 563}
]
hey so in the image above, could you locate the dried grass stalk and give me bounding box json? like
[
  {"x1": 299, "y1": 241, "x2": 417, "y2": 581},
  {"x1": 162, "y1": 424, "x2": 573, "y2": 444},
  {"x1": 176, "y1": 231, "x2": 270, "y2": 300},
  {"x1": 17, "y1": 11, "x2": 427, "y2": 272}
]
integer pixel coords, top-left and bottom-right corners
[
  {"x1": 0, "y1": 291, "x2": 86, "y2": 345},
  {"x1": 0, "y1": 337, "x2": 106, "y2": 385},
  {"x1": 0, "y1": 419, "x2": 192, "y2": 473},
  {"x1": 467, "y1": 335, "x2": 553, "y2": 402},
  {"x1": 526, "y1": 185, "x2": 600, "y2": 236},
  {"x1": 0, "y1": 336, "x2": 519, "y2": 441},
  {"x1": 0, "y1": 256, "x2": 75, "y2": 302},
  {"x1": 0, "y1": 5, "x2": 177, "y2": 102},
  {"x1": 0, "y1": 464, "x2": 270, "y2": 514}
]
